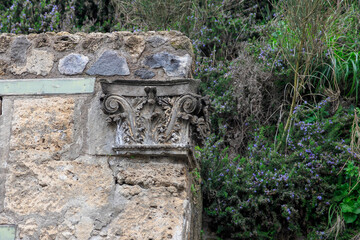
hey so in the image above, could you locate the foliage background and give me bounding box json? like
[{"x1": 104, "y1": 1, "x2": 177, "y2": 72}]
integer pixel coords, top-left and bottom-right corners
[{"x1": 1, "y1": 0, "x2": 360, "y2": 239}]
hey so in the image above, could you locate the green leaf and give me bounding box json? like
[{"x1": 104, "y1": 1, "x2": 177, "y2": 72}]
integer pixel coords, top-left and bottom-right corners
[
  {"x1": 343, "y1": 213, "x2": 357, "y2": 224},
  {"x1": 353, "y1": 208, "x2": 360, "y2": 215},
  {"x1": 340, "y1": 202, "x2": 354, "y2": 213}
]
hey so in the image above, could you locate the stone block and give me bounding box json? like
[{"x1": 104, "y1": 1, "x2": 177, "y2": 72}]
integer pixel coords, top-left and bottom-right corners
[
  {"x1": 5, "y1": 157, "x2": 114, "y2": 215},
  {"x1": 0, "y1": 78, "x2": 95, "y2": 95},
  {"x1": 11, "y1": 49, "x2": 54, "y2": 76},
  {"x1": 10, "y1": 36, "x2": 31, "y2": 64},
  {"x1": 144, "y1": 51, "x2": 192, "y2": 77},
  {"x1": 134, "y1": 68, "x2": 155, "y2": 79},
  {"x1": 86, "y1": 50, "x2": 130, "y2": 76},
  {"x1": 0, "y1": 98, "x2": 13, "y2": 168},
  {"x1": 58, "y1": 53, "x2": 89, "y2": 75},
  {"x1": 9, "y1": 97, "x2": 75, "y2": 153},
  {"x1": 105, "y1": 158, "x2": 189, "y2": 240},
  {"x1": 147, "y1": 36, "x2": 168, "y2": 48},
  {"x1": 0, "y1": 225, "x2": 16, "y2": 240},
  {"x1": 125, "y1": 35, "x2": 145, "y2": 58}
]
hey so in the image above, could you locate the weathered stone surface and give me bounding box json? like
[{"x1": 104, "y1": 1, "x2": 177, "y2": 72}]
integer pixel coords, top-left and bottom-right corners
[
  {"x1": 5, "y1": 157, "x2": 114, "y2": 215},
  {"x1": 86, "y1": 91, "x2": 117, "y2": 155},
  {"x1": 83, "y1": 36, "x2": 104, "y2": 52},
  {"x1": 147, "y1": 36, "x2": 168, "y2": 48},
  {"x1": 0, "y1": 59, "x2": 8, "y2": 75},
  {"x1": 75, "y1": 217, "x2": 94, "y2": 239},
  {"x1": 107, "y1": 189, "x2": 187, "y2": 239},
  {"x1": 11, "y1": 49, "x2": 54, "y2": 76},
  {"x1": 10, "y1": 98, "x2": 74, "y2": 153},
  {"x1": 171, "y1": 36, "x2": 193, "y2": 52},
  {"x1": 112, "y1": 33, "x2": 124, "y2": 50},
  {"x1": 18, "y1": 218, "x2": 38, "y2": 239},
  {"x1": 86, "y1": 50, "x2": 130, "y2": 76},
  {"x1": 0, "y1": 35, "x2": 11, "y2": 53},
  {"x1": 0, "y1": 169, "x2": 5, "y2": 213},
  {"x1": 54, "y1": 35, "x2": 79, "y2": 52},
  {"x1": 58, "y1": 53, "x2": 89, "y2": 75},
  {"x1": 144, "y1": 51, "x2": 192, "y2": 77},
  {"x1": 105, "y1": 159, "x2": 189, "y2": 240},
  {"x1": 0, "y1": 214, "x2": 15, "y2": 225},
  {"x1": 10, "y1": 36, "x2": 31, "y2": 64},
  {"x1": 0, "y1": 98, "x2": 13, "y2": 168},
  {"x1": 34, "y1": 33, "x2": 51, "y2": 48},
  {"x1": 125, "y1": 35, "x2": 145, "y2": 58},
  {"x1": 111, "y1": 159, "x2": 187, "y2": 190},
  {"x1": 134, "y1": 68, "x2": 155, "y2": 79}
]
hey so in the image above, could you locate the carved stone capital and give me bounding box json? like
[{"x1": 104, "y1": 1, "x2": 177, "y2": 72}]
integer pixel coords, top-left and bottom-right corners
[{"x1": 100, "y1": 79, "x2": 210, "y2": 157}]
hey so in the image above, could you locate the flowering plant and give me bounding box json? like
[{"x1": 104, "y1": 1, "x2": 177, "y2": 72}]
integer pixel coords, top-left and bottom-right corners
[{"x1": 200, "y1": 99, "x2": 357, "y2": 239}]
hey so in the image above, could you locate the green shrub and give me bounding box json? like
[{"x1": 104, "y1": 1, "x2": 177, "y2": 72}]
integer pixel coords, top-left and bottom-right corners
[{"x1": 200, "y1": 100, "x2": 358, "y2": 239}]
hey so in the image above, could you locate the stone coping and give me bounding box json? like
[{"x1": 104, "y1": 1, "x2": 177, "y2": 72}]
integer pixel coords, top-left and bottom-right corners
[{"x1": 0, "y1": 77, "x2": 95, "y2": 95}]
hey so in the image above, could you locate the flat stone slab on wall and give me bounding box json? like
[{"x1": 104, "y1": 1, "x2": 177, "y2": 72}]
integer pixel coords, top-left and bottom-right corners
[{"x1": 0, "y1": 31, "x2": 201, "y2": 240}]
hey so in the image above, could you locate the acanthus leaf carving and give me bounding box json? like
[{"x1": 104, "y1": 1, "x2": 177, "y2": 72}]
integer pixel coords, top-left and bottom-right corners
[{"x1": 100, "y1": 83, "x2": 210, "y2": 148}]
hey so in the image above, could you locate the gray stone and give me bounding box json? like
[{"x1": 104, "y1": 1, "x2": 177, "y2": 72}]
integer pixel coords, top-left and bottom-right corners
[
  {"x1": 144, "y1": 51, "x2": 192, "y2": 77},
  {"x1": 10, "y1": 36, "x2": 31, "y2": 64},
  {"x1": 86, "y1": 50, "x2": 130, "y2": 76},
  {"x1": 147, "y1": 36, "x2": 167, "y2": 48},
  {"x1": 0, "y1": 98, "x2": 13, "y2": 169},
  {"x1": 134, "y1": 68, "x2": 155, "y2": 79},
  {"x1": 58, "y1": 53, "x2": 89, "y2": 75},
  {"x1": 0, "y1": 169, "x2": 6, "y2": 212}
]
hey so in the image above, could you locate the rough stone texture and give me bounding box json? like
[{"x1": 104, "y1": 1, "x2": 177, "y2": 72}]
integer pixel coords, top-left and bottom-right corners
[
  {"x1": 112, "y1": 33, "x2": 124, "y2": 50},
  {"x1": 10, "y1": 98, "x2": 73, "y2": 150},
  {"x1": 6, "y1": 159, "x2": 113, "y2": 213},
  {"x1": 34, "y1": 33, "x2": 51, "y2": 48},
  {"x1": 134, "y1": 68, "x2": 156, "y2": 79},
  {"x1": 54, "y1": 35, "x2": 79, "y2": 52},
  {"x1": 11, "y1": 49, "x2": 54, "y2": 76},
  {"x1": 83, "y1": 35, "x2": 104, "y2": 52},
  {"x1": 171, "y1": 36, "x2": 193, "y2": 52},
  {"x1": 0, "y1": 169, "x2": 5, "y2": 213},
  {"x1": 147, "y1": 36, "x2": 168, "y2": 48},
  {"x1": 86, "y1": 50, "x2": 130, "y2": 76},
  {"x1": 5, "y1": 97, "x2": 113, "y2": 214},
  {"x1": 0, "y1": 31, "x2": 200, "y2": 240},
  {"x1": 125, "y1": 35, "x2": 145, "y2": 58},
  {"x1": 0, "y1": 59, "x2": 8, "y2": 75},
  {"x1": 104, "y1": 158, "x2": 190, "y2": 240},
  {"x1": 0, "y1": 35, "x2": 11, "y2": 53},
  {"x1": 0, "y1": 98, "x2": 13, "y2": 214},
  {"x1": 59, "y1": 53, "x2": 89, "y2": 75},
  {"x1": 145, "y1": 51, "x2": 192, "y2": 77},
  {"x1": 10, "y1": 36, "x2": 31, "y2": 64}
]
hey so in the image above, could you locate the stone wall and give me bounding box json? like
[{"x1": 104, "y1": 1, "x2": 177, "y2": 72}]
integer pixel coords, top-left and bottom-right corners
[{"x1": 0, "y1": 31, "x2": 202, "y2": 240}]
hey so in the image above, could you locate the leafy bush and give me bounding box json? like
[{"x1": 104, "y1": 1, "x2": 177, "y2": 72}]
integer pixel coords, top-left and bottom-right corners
[
  {"x1": 0, "y1": 0, "x2": 63, "y2": 33},
  {"x1": 200, "y1": 100, "x2": 358, "y2": 239}
]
